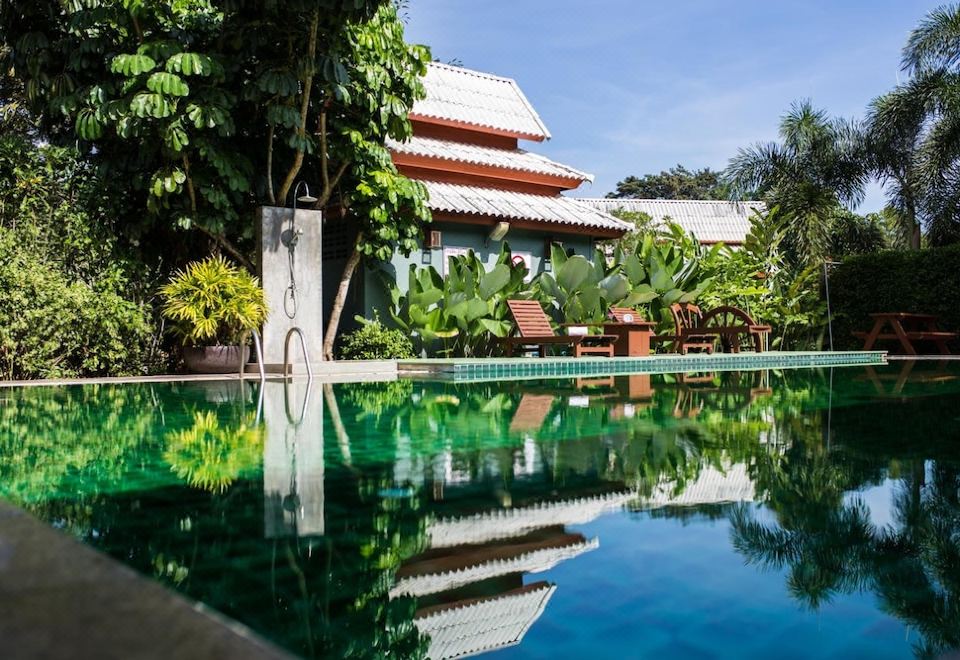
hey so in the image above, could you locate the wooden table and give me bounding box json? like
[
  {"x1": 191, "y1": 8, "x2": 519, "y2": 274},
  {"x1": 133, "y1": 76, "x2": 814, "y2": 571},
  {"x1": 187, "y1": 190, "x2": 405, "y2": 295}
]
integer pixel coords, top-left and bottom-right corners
[
  {"x1": 602, "y1": 321, "x2": 657, "y2": 357},
  {"x1": 854, "y1": 312, "x2": 957, "y2": 355}
]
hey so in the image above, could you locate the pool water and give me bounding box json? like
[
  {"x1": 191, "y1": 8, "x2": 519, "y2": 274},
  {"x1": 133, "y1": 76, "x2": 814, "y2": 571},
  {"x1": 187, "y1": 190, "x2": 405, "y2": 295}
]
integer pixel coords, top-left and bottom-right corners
[{"x1": 1, "y1": 363, "x2": 959, "y2": 659}]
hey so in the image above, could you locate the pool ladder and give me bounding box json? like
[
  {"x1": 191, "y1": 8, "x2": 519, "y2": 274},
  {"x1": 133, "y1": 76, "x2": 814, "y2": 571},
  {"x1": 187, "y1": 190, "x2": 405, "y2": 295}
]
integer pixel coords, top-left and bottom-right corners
[{"x1": 238, "y1": 327, "x2": 314, "y2": 382}]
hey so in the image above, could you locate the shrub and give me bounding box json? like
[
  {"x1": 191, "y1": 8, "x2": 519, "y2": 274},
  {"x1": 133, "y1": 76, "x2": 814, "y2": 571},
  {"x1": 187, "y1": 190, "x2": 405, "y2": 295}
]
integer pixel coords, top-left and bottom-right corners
[
  {"x1": 339, "y1": 316, "x2": 416, "y2": 360},
  {"x1": 829, "y1": 244, "x2": 960, "y2": 349},
  {"x1": 0, "y1": 233, "x2": 153, "y2": 379},
  {"x1": 160, "y1": 256, "x2": 267, "y2": 346}
]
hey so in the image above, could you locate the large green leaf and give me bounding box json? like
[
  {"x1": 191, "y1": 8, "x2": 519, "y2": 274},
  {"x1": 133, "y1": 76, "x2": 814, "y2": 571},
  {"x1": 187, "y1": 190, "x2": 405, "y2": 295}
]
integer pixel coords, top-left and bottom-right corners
[
  {"x1": 110, "y1": 53, "x2": 156, "y2": 76},
  {"x1": 550, "y1": 242, "x2": 568, "y2": 270},
  {"x1": 599, "y1": 273, "x2": 629, "y2": 302},
  {"x1": 558, "y1": 255, "x2": 592, "y2": 292},
  {"x1": 409, "y1": 285, "x2": 442, "y2": 308},
  {"x1": 623, "y1": 253, "x2": 646, "y2": 285},
  {"x1": 662, "y1": 288, "x2": 685, "y2": 305},
  {"x1": 130, "y1": 92, "x2": 174, "y2": 118},
  {"x1": 581, "y1": 286, "x2": 602, "y2": 316},
  {"x1": 75, "y1": 108, "x2": 103, "y2": 140},
  {"x1": 165, "y1": 52, "x2": 214, "y2": 77},
  {"x1": 477, "y1": 318, "x2": 512, "y2": 338},
  {"x1": 649, "y1": 264, "x2": 675, "y2": 292},
  {"x1": 478, "y1": 264, "x2": 510, "y2": 299},
  {"x1": 147, "y1": 71, "x2": 190, "y2": 96}
]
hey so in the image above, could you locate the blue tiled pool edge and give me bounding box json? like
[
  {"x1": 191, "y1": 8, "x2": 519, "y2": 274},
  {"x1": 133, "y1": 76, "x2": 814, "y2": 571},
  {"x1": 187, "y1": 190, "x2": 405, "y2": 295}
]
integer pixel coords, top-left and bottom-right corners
[{"x1": 397, "y1": 351, "x2": 887, "y2": 382}]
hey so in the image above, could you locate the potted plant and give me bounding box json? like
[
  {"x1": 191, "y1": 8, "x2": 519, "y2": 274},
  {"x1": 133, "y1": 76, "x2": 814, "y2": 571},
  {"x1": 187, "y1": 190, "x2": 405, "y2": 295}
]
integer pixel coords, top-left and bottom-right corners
[{"x1": 160, "y1": 256, "x2": 268, "y2": 373}]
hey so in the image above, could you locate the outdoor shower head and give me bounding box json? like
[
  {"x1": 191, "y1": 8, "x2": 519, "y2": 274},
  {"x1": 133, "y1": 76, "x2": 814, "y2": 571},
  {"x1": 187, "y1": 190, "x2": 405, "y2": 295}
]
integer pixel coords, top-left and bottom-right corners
[{"x1": 294, "y1": 181, "x2": 318, "y2": 205}]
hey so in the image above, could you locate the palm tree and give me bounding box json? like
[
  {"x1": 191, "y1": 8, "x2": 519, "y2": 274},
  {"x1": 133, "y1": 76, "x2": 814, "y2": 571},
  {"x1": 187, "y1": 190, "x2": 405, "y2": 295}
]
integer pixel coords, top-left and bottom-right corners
[
  {"x1": 725, "y1": 101, "x2": 868, "y2": 266},
  {"x1": 866, "y1": 4, "x2": 960, "y2": 248}
]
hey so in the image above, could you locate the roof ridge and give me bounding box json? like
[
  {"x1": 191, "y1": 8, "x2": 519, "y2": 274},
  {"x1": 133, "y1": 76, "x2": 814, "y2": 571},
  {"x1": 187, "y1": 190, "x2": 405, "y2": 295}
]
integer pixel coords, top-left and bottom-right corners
[
  {"x1": 418, "y1": 62, "x2": 552, "y2": 140},
  {"x1": 427, "y1": 60, "x2": 519, "y2": 85}
]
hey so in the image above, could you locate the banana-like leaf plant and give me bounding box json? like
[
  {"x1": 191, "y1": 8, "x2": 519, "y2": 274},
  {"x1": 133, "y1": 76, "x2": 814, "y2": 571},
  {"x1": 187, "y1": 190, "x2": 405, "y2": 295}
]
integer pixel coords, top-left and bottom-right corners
[{"x1": 384, "y1": 243, "x2": 530, "y2": 356}]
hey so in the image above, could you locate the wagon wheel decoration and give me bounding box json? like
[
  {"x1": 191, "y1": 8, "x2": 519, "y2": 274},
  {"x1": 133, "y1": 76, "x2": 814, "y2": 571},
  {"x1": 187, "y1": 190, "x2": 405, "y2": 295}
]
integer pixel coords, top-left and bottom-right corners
[{"x1": 700, "y1": 306, "x2": 764, "y2": 353}]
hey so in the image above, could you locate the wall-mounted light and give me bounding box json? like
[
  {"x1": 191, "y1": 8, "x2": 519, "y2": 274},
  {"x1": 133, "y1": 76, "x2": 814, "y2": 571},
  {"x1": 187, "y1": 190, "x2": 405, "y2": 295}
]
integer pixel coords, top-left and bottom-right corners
[
  {"x1": 486, "y1": 221, "x2": 510, "y2": 246},
  {"x1": 421, "y1": 248, "x2": 432, "y2": 264}
]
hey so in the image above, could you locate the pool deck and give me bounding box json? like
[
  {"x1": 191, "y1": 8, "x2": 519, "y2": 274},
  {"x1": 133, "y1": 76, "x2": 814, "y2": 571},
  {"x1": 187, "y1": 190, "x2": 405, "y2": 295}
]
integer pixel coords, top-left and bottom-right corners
[{"x1": 0, "y1": 501, "x2": 291, "y2": 659}]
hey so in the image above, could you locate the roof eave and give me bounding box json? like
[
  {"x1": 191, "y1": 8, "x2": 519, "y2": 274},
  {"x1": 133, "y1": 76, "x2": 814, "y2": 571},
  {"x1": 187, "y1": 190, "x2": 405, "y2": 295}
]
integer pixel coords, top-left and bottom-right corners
[
  {"x1": 431, "y1": 211, "x2": 628, "y2": 239},
  {"x1": 409, "y1": 113, "x2": 547, "y2": 142}
]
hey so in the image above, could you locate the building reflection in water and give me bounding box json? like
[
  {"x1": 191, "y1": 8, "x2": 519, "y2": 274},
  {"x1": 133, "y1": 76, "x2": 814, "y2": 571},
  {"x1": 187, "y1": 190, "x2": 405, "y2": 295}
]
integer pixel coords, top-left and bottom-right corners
[{"x1": 354, "y1": 373, "x2": 763, "y2": 659}]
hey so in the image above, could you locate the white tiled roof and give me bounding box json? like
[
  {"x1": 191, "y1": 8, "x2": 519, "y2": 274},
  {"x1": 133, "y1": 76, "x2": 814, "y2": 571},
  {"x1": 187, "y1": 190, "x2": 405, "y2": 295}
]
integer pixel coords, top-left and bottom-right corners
[
  {"x1": 427, "y1": 491, "x2": 635, "y2": 548},
  {"x1": 424, "y1": 181, "x2": 631, "y2": 234},
  {"x1": 577, "y1": 199, "x2": 766, "y2": 244},
  {"x1": 638, "y1": 463, "x2": 755, "y2": 508},
  {"x1": 388, "y1": 135, "x2": 591, "y2": 182},
  {"x1": 412, "y1": 62, "x2": 551, "y2": 140},
  {"x1": 414, "y1": 583, "x2": 556, "y2": 660},
  {"x1": 390, "y1": 537, "x2": 598, "y2": 599}
]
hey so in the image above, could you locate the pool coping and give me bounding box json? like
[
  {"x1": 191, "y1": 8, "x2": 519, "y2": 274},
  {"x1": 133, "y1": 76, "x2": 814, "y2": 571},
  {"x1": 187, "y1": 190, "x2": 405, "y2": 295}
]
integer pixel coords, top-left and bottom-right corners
[
  {"x1": 397, "y1": 351, "x2": 887, "y2": 382},
  {"x1": 0, "y1": 359, "x2": 399, "y2": 388},
  {"x1": 0, "y1": 500, "x2": 293, "y2": 659},
  {"x1": 1, "y1": 352, "x2": 889, "y2": 387}
]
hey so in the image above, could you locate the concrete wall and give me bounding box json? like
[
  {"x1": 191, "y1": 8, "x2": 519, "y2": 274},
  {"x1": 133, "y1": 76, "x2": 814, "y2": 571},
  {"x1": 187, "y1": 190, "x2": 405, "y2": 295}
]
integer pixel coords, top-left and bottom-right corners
[
  {"x1": 359, "y1": 222, "x2": 595, "y2": 322},
  {"x1": 259, "y1": 206, "x2": 324, "y2": 368}
]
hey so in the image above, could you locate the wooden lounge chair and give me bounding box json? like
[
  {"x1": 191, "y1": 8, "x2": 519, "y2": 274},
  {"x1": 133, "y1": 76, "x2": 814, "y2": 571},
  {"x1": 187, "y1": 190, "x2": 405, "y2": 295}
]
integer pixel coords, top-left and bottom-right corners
[
  {"x1": 504, "y1": 300, "x2": 616, "y2": 358},
  {"x1": 509, "y1": 394, "x2": 556, "y2": 433}
]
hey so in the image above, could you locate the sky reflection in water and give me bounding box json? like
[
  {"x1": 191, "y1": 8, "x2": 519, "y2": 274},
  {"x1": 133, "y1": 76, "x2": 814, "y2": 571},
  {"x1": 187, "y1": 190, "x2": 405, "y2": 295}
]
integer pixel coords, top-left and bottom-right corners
[{"x1": 1, "y1": 362, "x2": 959, "y2": 659}]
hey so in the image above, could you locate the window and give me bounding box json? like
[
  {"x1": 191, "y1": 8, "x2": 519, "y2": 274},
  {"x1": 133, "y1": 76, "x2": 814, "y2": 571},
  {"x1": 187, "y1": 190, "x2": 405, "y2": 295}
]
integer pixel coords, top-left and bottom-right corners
[{"x1": 442, "y1": 247, "x2": 469, "y2": 275}]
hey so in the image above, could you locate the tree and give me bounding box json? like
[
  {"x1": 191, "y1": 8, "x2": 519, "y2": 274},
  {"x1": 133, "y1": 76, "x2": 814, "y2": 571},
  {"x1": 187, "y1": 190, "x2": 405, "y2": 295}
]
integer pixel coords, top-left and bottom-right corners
[
  {"x1": 1, "y1": 1, "x2": 432, "y2": 359},
  {"x1": 607, "y1": 165, "x2": 730, "y2": 200},
  {"x1": 725, "y1": 101, "x2": 868, "y2": 267},
  {"x1": 827, "y1": 209, "x2": 887, "y2": 257},
  {"x1": 600, "y1": 209, "x2": 659, "y2": 253},
  {"x1": 865, "y1": 4, "x2": 960, "y2": 248}
]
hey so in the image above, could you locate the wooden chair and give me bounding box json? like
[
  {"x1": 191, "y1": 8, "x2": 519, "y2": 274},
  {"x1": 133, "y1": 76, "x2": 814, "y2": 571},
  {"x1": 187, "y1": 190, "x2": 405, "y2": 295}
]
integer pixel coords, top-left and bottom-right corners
[
  {"x1": 657, "y1": 303, "x2": 715, "y2": 354},
  {"x1": 504, "y1": 300, "x2": 616, "y2": 358}
]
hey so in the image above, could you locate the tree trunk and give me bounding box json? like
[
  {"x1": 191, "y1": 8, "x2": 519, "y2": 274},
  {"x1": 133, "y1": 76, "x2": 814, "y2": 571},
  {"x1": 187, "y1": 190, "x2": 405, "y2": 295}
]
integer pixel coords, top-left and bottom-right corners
[
  {"x1": 322, "y1": 242, "x2": 362, "y2": 360},
  {"x1": 911, "y1": 221, "x2": 921, "y2": 250}
]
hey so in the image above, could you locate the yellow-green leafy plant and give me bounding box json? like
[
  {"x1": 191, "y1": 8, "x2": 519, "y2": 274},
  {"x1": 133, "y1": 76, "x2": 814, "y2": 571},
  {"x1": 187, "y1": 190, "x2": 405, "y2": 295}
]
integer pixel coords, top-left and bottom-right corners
[
  {"x1": 160, "y1": 256, "x2": 267, "y2": 345},
  {"x1": 163, "y1": 411, "x2": 264, "y2": 493}
]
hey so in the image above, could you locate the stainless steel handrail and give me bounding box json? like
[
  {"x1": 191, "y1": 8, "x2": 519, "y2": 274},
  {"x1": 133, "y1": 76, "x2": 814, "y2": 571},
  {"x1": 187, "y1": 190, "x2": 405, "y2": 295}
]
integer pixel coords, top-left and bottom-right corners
[
  {"x1": 283, "y1": 327, "x2": 313, "y2": 380},
  {"x1": 239, "y1": 328, "x2": 267, "y2": 382}
]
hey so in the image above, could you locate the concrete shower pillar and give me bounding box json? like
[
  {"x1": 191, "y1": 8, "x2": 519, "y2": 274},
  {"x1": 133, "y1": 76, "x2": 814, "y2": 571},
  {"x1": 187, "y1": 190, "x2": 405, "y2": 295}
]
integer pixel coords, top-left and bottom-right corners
[{"x1": 258, "y1": 206, "x2": 323, "y2": 372}]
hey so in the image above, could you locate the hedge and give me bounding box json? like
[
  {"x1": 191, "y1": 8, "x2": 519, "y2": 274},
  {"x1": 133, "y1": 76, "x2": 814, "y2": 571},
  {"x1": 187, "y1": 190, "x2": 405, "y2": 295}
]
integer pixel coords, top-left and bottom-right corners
[{"x1": 828, "y1": 244, "x2": 960, "y2": 350}]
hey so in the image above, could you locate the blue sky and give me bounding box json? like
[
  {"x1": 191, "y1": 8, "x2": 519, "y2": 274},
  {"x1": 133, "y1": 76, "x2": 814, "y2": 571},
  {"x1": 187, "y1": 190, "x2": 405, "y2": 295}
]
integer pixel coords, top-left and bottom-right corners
[{"x1": 404, "y1": 0, "x2": 943, "y2": 211}]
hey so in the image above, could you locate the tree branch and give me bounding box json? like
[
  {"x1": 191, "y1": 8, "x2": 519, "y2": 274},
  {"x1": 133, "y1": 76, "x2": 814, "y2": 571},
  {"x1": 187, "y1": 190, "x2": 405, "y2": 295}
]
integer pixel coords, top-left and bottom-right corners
[
  {"x1": 276, "y1": 10, "x2": 319, "y2": 204},
  {"x1": 266, "y1": 125, "x2": 276, "y2": 205},
  {"x1": 195, "y1": 224, "x2": 254, "y2": 272},
  {"x1": 316, "y1": 160, "x2": 350, "y2": 209},
  {"x1": 182, "y1": 155, "x2": 197, "y2": 213}
]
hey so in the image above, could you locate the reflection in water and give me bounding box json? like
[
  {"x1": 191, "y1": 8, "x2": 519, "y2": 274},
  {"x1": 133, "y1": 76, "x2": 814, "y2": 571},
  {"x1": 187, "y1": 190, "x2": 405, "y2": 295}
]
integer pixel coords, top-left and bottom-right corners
[{"x1": 0, "y1": 362, "x2": 959, "y2": 657}]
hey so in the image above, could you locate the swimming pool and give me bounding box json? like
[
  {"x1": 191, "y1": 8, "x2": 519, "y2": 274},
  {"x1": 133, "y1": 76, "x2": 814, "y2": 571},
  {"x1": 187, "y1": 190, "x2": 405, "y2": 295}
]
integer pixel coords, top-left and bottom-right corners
[{"x1": 1, "y1": 362, "x2": 959, "y2": 658}]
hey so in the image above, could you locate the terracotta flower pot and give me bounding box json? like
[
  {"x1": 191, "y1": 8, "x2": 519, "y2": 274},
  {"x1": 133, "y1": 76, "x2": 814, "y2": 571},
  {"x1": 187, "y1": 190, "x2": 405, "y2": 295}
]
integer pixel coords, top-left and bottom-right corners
[{"x1": 183, "y1": 345, "x2": 249, "y2": 374}]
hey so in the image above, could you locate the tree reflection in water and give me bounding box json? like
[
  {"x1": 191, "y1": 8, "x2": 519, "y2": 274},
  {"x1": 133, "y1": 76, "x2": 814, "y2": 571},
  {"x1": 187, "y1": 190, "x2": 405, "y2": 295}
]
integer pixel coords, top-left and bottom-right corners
[{"x1": 1, "y1": 363, "x2": 960, "y2": 657}]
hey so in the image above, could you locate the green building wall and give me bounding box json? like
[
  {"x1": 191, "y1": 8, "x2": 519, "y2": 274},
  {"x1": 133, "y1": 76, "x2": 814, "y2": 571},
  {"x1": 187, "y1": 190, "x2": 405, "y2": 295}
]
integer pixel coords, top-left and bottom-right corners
[{"x1": 341, "y1": 221, "x2": 595, "y2": 328}]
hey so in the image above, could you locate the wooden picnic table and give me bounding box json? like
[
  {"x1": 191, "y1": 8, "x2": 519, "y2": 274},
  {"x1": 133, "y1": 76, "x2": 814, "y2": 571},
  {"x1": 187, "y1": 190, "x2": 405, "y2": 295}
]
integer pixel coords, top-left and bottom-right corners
[
  {"x1": 853, "y1": 312, "x2": 957, "y2": 355},
  {"x1": 601, "y1": 321, "x2": 657, "y2": 357}
]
